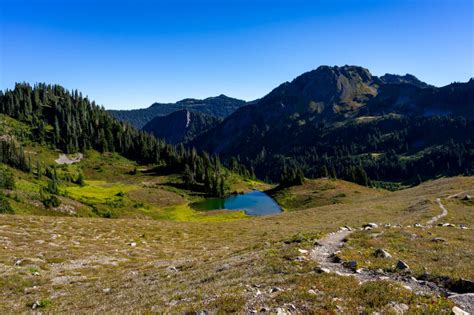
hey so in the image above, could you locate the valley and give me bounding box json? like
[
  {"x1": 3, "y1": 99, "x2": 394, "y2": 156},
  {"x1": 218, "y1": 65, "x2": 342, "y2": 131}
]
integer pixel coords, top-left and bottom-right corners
[{"x1": 0, "y1": 67, "x2": 473, "y2": 313}]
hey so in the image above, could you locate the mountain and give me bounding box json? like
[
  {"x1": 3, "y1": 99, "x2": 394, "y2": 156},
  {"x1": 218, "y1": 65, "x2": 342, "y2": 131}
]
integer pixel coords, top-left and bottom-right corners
[
  {"x1": 192, "y1": 65, "x2": 474, "y2": 184},
  {"x1": 379, "y1": 73, "x2": 433, "y2": 88},
  {"x1": 109, "y1": 94, "x2": 246, "y2": 129},
  {"x1": 142, "y1": 109, "x2": 221, "y2": 144}
]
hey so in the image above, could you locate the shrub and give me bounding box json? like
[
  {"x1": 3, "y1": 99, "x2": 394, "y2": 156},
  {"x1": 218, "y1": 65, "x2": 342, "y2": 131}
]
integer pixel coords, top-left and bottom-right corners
[
  {"x1": 0, "y1": 167, "x2": 15, "y2": 190},
  {"x1": 0, "y1": 192, "x2": 14, "y2": 214}
]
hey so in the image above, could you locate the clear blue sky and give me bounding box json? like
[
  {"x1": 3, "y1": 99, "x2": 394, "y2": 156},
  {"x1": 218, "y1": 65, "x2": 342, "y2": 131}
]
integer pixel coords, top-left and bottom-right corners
[{"x1": 1, "y1": 0, "x2": 472, "y2": 109}]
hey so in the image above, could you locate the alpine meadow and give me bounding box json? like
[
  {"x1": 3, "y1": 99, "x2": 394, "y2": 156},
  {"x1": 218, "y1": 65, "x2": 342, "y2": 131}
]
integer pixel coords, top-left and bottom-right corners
[{"x1": 1, "y1": 0, "x2": 473, "y2": 314}]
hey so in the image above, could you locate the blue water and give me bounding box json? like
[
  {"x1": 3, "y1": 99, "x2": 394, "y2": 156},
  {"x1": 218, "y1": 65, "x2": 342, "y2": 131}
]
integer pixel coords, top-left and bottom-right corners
[{"x1": 191, "y1": 190, "x2": 282, "y2": 216}]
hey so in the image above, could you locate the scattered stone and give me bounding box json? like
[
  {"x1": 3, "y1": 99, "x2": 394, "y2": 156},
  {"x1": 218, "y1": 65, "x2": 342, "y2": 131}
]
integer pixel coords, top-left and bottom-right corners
[
  {"x1": 167, "y1": 266, "x2": 178, "y2": 272},
  {"x1": 462, "y1": 195, "x2": 472, "y2": 201},
  {"x1": 442, "y1": 223, "x2": 456, "y2": 227},
  {"x1": 298, "y1": 249, "x2": 308, "y2": 254},
  {"x1": 452, "y1": 306, "x2": 469, "y2": 315},
  {"x1": 102, "y1": 288, "x2": 111, "y2": 293},
  {"x1": 32, "y1": 271, "x2": 40, "y2": 276},
  {"x1": 285, "y1": 304, "x2": 297, "y2": 312},
  {"x1": 374, "y1": 248, "x2": 392, "y2": 258},
  {"x1": 384, "y1": 223, "x2": 392, "y2": 228},
  {"x1": 315, "y1": 267, "x2": 331, "y2": 274},
  {"x1": 308, "y1": 289, "x2": 321, "y2": 295},
  {"x1": 414, "y1": 223, "x2": 423, "y2": 228},
  {"x1": 294, "y1": 256, "x2": 306, "y2": 262},
  {"x1": 276, "y1": 307, "x2": 290, "y2": 315},
  {"x1": 396, "y1": 260, "x2": 410, "y2": 270},
  {"x1": 270, "y1": 287, "x2": 283, "y2": 293},
  {"x1": 329, "y1": 253, "x2": 341, "y2": 263},
  {"x1": 386, "y1": 302, "x2": 409, "y2": 314},
  {"x1": 431, "y1": 237, "x2": 447, "y2": 242},
  {"x1": 260, "y1": 307, "x2": 269, "y2": 312},
  {"x1": 129, "y1": 242, "x2": 137, "y2": 247},
  {"x1": 363, "y1": 223, "x2": 378, "y2": 229},
  {"x1": 459, "y1": 224, "x2": 469, "y2": 230},
  {"x1": 449, "y1": 293, "x2": 474, "y2": 314},
  {"x1": 343, "y1": 260, "x2": 358, "y2": 271},
  {"x1": 402, "y1": 285, "x2": 412, "y2": 291}
]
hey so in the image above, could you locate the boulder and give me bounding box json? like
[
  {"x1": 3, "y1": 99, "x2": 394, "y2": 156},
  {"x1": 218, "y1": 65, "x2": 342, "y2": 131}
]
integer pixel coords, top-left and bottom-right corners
[
  {"x1": 363, "y1": 223, "x2": 378, "y2": 229},
  {"x1": 315, "y1": 267, "x2": 331, "y2": 274},
  {"x1": 386, "y1": 302, "x2": 409, "y2": 314},
  {"x1": 343, "y1": 260, "x2": 358, "y2": 271},
  {"x1": 452, "y1": 306, "x2": 469, "y2": 315},
  {"x1": 374, "y1": 248, "x2": 392, "y2": 258},
  {"x1": 396, "y1": 260, "x2": 410, "y2": 270}
]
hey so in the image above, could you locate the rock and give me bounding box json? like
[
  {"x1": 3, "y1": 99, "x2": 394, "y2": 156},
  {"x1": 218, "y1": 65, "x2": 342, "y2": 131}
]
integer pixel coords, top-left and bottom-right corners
[
  {"x1": 276, "y1": 307, "x2": 290, "y2": 315},
  {"x1": 452, "y1": 306, "x2": 469, "y2": 315},
  {"x1": 308, "y1": 289, "x2": 321, "y2": 295},
  {"x1": 259, "y1": 307, "x2": 269, "y2": 312},
  {"x1": 167, "y1": 266, "x2": 178, "y2": 272},
  {"x1": 449, "y1": 293, "x2": 474, "y2": 314},
  {"x1": 298, "y1": 249, "x2": 308, "y2": 254},
  {"x1": 462, "y1": 195, "x2": 471, "y2": 201},
  {"x1": 32, "y1": 272, "x2": 40, "y2": 276},
  {"x1": 363, "y1": 223, "x2": 378, "y2": 229},
  {"x1": 329, "y1": 253, "x2": 341, "y2": 263},
  {"x1": 270, "y1": 287, "x2": 283, "y2": 293},
  {"x1": 315, "y1": 267, "x2": 331, "y2": 274},
  {"x1": 414, "y1": 223, "x2": 422, "y2": 228},
  {"x1": 442, "y1": 223, "x2": 456, "y2": 227},
  {"x1": 431, "y1": 237, "x2": 447, "y2": 242},
  {"x1": 102, "y1": 288, "x2": 111, "y2": 293},
  {"x1": 285, "y1": 304, "x2": 297, "y2": 312},
  {"x1": 343, "y1": 260, "x2": 358, "y2": 271},
  {"x1": 396, "y1": 260, "x2": 410, "y2": 270},
  {"x1": 374, "y1": 248, "x2": 392, "y2": 258},
  {"x1": 129, "y1": 242, "x2": 137, "y2": 247},
  {"x1": 294, "y1": 256, "x2": 306, "y2": 262},
  {"x1": 384, "y1": 223, "x2": 392, "y2": 228},
  {"x1": 386, "y1": 302, "x2": 409, "y2": 314}
]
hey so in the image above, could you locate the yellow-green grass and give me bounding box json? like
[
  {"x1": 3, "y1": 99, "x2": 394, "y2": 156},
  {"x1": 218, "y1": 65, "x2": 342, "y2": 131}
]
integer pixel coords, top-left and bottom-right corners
[{"x1": 64, "y1": 180, "x2": 139, "y2": 203}]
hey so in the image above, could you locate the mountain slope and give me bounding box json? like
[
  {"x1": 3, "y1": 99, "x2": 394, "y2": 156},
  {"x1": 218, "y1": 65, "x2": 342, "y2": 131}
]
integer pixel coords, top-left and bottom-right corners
[
  {"x1": 379, "y1": 73, "x2": 433, "y2": 88},
  {"x1": 109, "y1": 94, "x2": 246, "y2": 129},
  {"x1": 142, "y1": 109, "x2": 221, "y2": 144},
  {"x1": 192, "y1": 65, "x2": 474, "y2": 184}
]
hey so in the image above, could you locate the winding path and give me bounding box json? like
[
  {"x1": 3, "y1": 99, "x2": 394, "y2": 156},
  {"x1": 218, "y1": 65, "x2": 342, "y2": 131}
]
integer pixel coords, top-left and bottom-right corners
[
  {"x1": 427, "y1": 198, "x2": 448, "y2": 226},
  {"x1": 310, "y1": 195, "x2": 473, "y2": 312}
]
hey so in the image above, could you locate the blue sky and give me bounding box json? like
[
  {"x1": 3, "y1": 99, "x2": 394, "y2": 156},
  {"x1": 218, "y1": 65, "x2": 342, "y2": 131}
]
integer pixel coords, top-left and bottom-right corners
[{"x1": 1, "y1": 0, "x2": 472, "y2": 109}]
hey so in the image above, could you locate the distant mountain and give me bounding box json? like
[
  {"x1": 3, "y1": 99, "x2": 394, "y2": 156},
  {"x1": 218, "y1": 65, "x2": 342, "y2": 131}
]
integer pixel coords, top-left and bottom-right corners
[
  {"x1": 192, "y1": 65, "x2": 474, "y2": 184},
  {"x1": 379, "y1": 73, "x2": 433, "y2": 88},
  {"x1": 109, "y1": 95, "x2": 246, "y2": 129},
  {"x1": 142, "y1": 110, "x2": 221, "y2": 144}
]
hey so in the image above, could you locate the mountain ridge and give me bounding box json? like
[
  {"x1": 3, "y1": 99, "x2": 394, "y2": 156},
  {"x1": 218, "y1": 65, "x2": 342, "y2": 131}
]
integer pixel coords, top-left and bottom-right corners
[{"x1": 109, "y1": 94, "x2": 246, "y2": 129}]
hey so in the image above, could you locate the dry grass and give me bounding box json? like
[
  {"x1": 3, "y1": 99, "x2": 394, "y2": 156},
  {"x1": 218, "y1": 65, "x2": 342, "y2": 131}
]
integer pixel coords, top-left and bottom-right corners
[{"x1": 1, "y1": 176, "x2": 472, "y2": 313}]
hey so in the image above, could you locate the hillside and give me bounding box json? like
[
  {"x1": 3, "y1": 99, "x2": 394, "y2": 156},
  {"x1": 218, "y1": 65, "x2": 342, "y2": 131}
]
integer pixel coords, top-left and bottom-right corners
[
  {"x1": 109, "y1": 94, "x2": 247, "y2": 129},
  {"x1": 192, "y1": 65, "x2": 474, "y2": 184},
  {"x1": 1, "y1": 176, "x2": 473, "y2": 313},
  {"x1": 142, "y1": 110, "x2": 221, "y2": 144}
]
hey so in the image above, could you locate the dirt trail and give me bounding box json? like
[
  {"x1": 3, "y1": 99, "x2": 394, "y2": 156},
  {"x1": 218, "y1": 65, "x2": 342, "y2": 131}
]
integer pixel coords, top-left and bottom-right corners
[
  {"x1": 427, "y1": 198, "x2": 448, "y2": 226},
  {"x1": 310, "y1": 196, "x2": 473, "y2": 312}
]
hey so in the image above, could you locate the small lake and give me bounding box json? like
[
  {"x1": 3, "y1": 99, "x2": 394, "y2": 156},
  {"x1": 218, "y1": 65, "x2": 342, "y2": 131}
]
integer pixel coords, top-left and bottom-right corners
[{"x1": 191, "y1": 190, "x2": 282, "y2": 216}]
